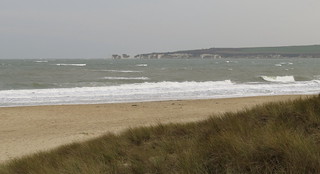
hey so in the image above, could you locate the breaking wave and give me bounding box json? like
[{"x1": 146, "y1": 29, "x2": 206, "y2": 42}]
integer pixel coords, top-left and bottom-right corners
[
  {"x1": 261, "y1": 76, "x2": 295, "y2": 83},
  {"x1": 0, "y1": 79, "x2": 319, "y2": 107}
]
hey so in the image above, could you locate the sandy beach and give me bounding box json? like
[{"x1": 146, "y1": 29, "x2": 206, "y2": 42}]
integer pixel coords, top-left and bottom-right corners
[{"x1": 0, "y1": 95, "x2": 309, "y2": 163}]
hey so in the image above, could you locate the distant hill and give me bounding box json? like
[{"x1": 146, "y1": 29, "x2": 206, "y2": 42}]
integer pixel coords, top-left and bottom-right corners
[{"x1": 136, "y1": 45, "x2": 320, "y2": 59}]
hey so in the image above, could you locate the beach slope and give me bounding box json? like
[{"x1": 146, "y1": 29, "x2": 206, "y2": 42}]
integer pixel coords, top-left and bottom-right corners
[{"x1": 0, "y1": 95, "x2": 307, "y2": 162}]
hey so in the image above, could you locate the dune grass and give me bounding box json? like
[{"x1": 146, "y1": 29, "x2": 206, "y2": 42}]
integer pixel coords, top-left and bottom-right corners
[{"x1": 1, "y1": 95, "x2": 320, "y2": 174}]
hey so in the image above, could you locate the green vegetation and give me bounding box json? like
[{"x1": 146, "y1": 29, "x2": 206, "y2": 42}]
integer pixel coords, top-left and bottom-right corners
[
  {"x1": 238, "y1": 45, "x2": 320, "y2": 54},
  {"x1": 1, "y1": 95, "x2": 320, "y2": 174},
  {"x1": 143, "y1": 45, "x2": 320, "y2": 58}
]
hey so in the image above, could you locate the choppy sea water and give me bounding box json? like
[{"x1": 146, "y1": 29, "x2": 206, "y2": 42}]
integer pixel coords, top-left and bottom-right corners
[{"x1": 0, "y1": 58, "x2": 319, "y2": 107}]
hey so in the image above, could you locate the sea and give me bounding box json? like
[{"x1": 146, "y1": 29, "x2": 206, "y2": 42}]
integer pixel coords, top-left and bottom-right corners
[{"x1": 0, "y1": 58, "x2": 319, "y2": 107}]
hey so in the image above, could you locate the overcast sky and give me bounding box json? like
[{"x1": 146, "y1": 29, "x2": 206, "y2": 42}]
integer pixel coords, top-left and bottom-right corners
[{"x1": 1, "y1": 0, "x2": 319, "y2": 59}]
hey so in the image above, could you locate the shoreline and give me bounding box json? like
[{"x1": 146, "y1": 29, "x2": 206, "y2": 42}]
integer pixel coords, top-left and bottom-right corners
[
  {"x1": 0, "y1": 95, "x2": 313, "y2": 163},
  {"x1": 1, "y1": 93, "x2": 317, "y2": 109}
]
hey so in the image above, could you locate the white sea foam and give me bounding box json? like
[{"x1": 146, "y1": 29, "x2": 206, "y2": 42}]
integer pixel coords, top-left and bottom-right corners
[
  {"x1": 1, "y1": 80, "x2": 319, "y2": 107},
  {"x1": 280, "y1": 62, "x2": 293, "y2": 65},
  {"x1": 314, "y1": 75, "x2": 320, "y2": 80},
  {"x1": 275, "y1": 62, "x2": 293, "y2": 67},
  {"x1": 312, "y1": 80, "x2": 320, "y2": 83},
  {"x1": 34, "y1": 60, "x2": 48, "y2": 63},
  {"x1": 55, "y1": 64, "x2": 86, "y2": 67},
  {"x1": 261, "y1": 76, "x2": 295, "y2": 83},
  {"x1": 94, "y1": 70, "x2": 142, "y2": 73},
  {"x1": 103, "y1": 77, "x2": 150, "y2": 80},
  {"x1": 136, "y1": 64, "x2": 148, "y2": 67}
]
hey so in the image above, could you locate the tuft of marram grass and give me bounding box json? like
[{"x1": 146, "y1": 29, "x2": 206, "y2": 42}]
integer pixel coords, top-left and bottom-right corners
[{"x1": 1, "y1": 95, "x2": 320, "y2": 174}]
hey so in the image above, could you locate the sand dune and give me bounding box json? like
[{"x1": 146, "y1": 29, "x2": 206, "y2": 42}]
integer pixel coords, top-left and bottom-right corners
[{"x1": 0, "y1": 95, "x2": 308, "y2": 163}]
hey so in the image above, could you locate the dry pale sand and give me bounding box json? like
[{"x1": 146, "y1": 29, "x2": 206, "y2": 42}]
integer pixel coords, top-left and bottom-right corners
[{"x1": 0, "y1": 95, "x2": 310, "y2": 163}]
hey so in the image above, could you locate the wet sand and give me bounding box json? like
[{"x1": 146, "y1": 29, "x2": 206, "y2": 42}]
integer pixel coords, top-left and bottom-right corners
[{"x1": 0, "y1": 95, "x2": 309, "y2": 163}]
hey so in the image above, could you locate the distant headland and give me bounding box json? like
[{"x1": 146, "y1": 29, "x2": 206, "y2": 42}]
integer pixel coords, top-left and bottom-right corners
[{"x1": 113, "y1": 45, "x2": 320, "y2": 59}]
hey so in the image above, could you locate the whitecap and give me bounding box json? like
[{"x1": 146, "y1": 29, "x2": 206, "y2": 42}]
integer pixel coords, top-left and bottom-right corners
[
  {"x1": 93, "y1": 70, "x2": 142, "y2": 73},
  {"x1": 261, "y1": 76, "x2": 295, "y2": 83},
  {"x1": 280, "y1": 62, "x2": 293, "y2": 65},
  {"x1": 103, "y1": 77, "x2": 150, "y2": 80},
  {"x1": 136, "y1": 64, "x2": 148, "y2": 67},
  {"x1": 55, "y1": 64, "x2": 86, "y2": 67}
]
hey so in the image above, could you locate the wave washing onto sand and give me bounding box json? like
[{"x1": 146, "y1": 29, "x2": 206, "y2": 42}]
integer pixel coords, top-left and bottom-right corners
[
  {"x1": 261, "y1": 76, "x2": 295, "y2": 83},
  {"x1": 0, "y1": 80, "x2": 319, "y2": 107}
]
